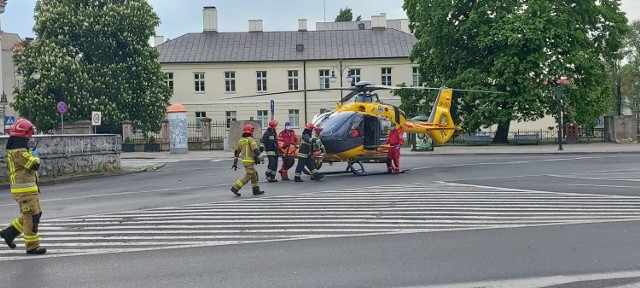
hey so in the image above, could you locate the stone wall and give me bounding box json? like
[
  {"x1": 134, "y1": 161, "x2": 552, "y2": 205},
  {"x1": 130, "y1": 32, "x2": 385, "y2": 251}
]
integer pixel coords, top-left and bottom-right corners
[
  {"x1": 604, "y1": 116, "x2": 638, "y2": 144},
  {"x1": 0, "y1": 134, "x2": 121, "y2": 179}
]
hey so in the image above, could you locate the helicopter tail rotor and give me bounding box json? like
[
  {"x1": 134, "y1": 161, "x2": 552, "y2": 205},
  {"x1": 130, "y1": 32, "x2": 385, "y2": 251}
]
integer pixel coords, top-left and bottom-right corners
[{"x1": 404, "y1": 88, "x2": 458, "y2": 145}]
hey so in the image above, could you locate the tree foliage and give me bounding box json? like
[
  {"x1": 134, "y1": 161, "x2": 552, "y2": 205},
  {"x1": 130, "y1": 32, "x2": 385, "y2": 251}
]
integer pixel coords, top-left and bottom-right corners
[
  {"x1": 335, "y1": 7, "x2": 361, "y2": 22},
  {"x1": 403, "y1": 0, "x2": 629, "y2": 142},
  {"x1": 619, "y1": 20, "x2": 640, "y2": 116},
  {"x1": 12, "y1": 0, "x2": 171, "y2": 133}
]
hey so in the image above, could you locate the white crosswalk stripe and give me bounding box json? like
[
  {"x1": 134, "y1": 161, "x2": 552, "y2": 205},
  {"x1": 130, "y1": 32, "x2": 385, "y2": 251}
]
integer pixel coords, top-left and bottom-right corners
[{"x1": 1, "y1": 182, "x2": 640, "y2": 260}]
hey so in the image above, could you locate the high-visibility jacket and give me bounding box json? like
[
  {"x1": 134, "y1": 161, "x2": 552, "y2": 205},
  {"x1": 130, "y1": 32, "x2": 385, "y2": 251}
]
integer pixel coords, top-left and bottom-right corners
[
  {"x1": 235, "y1": 136, "x2": 260, "y2": 164},
  {"x1": 6, "y1": 148, "x2": 40, "y2": 194}
]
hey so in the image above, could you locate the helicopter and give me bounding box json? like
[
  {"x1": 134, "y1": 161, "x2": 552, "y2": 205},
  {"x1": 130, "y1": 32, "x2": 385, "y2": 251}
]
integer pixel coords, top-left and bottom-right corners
[{"x1": 223, "y1": 80, "x2": 494, "y2": 176}]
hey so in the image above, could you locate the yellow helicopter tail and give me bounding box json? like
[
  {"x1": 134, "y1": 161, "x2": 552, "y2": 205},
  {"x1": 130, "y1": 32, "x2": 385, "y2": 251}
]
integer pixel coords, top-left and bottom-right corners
[{"x1": 403, "y1": 88, "x2": 459, "y2": 145}]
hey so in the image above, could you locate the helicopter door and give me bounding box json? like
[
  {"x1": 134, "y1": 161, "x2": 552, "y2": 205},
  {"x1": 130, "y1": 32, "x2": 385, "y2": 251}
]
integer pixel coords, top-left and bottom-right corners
[{"x1": 363, "y1": 115, "x2": 379, "y2": 149}]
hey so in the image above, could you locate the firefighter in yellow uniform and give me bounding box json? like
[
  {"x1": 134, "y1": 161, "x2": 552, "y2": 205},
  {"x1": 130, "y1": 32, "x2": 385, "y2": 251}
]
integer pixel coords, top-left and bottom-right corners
[
  {"x1": 0, "y1": 119, "x2": 47, "y2": 255},
  {"x1": 230, "y1": 123, "x2": 265, "y2": 196}
]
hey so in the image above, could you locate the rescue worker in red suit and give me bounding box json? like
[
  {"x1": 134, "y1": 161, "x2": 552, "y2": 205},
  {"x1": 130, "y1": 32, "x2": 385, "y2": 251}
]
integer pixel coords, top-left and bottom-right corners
[
  {"x1": 294, "y1": 123, "x2": 324, "y2": 182},
  {"x1": 385, "y1": 124, "x2": 403, "y2": 174},
  {"x1": 278, "y1": 121, "x2": 298, "y2": 180},
  {"x1": 0, "y1": 119, "x2": 47, "y2": 254},
  {"x1": 230, "y1": 124, "x2": 265, "y2": 196},
  {"x1": 261, "y1": 119, "x2": 279, "y2": 182}
]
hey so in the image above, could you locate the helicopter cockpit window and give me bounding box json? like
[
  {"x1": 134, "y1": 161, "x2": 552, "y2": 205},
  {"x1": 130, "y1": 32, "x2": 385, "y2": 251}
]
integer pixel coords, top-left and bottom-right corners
[
  {"x1": 349, "y1": 115, "x2": 363, "y2": 138},
  {"x1": 352, "y1": 93, "x2": 379, "y2": 104},
  {"x1": 318, "y1": 111, "x2": 357, "y2": 136}
]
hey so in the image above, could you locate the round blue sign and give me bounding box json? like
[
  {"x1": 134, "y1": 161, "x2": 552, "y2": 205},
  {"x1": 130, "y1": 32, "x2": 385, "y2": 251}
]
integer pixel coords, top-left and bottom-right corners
[{"x1": 56, "y1": 101, "x2": 68, "y2": 114}]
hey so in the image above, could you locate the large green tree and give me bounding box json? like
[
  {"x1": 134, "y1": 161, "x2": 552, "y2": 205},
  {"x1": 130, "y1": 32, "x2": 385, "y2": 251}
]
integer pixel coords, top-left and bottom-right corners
[
  {"x1": 403, "y1": 0, "x2": 628, "y2": 142},
  {"x1": 12, "y1": 0, "x2": 171, "y2": 133},
  {"x1": 620, "y1": 20, "x2": 640, "y2": 117},
  {"x1": 335, "y1": 7, "x2": 361, "y2": 22}
]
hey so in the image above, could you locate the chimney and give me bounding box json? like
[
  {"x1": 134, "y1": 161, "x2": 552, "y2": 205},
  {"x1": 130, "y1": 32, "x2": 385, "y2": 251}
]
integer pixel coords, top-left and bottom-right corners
[
  {"x1": 249, "y1": 19, "x2": 263, "y2": 32},
  {"x1": 154, "y1": 36, "x2": 165, "y2": 47},
  {"x1": 298, "y1": 19, "x2": 307, "y2": 31},
  {"x1": 371, "y1": 13, "x2": 387, "y2": 29},
  {"x1": 203, "y1": 6, "x2": 218, "y2": 32}
]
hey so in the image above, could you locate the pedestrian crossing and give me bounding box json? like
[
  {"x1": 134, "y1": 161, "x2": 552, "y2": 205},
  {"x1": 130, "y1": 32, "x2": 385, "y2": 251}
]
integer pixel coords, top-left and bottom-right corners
[{"x1": 2, "y1": 182, "x2": 640, "y2": 260}]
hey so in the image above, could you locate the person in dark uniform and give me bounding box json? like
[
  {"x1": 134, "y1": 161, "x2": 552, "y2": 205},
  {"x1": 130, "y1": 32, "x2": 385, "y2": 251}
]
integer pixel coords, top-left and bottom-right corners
[
  {"x1": 261, "y1": 119, "x2": 279, "y2": 182},
  {"x1": 294, "y1": 123, "x2": 324, "y2": 182}
]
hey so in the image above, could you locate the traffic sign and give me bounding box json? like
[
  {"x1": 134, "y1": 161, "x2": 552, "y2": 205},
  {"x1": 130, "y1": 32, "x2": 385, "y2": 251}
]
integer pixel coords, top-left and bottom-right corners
[
  {"x1": 4, "y1": 116, "x2": 14, "y2": 125},
  {"x1": 56, "y1": 101, "x2": 68, "y2": 114},
  {"x1": 91, "y1": 111, "x2": 102, "y2": 126},
  {"x1": 270, "y1": 100, "x2": 275, "y2": 113}
]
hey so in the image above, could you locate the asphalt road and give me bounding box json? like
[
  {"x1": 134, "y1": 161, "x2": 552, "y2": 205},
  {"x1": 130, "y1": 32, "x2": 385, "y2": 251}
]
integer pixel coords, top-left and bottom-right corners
[{"x1": 0, "y1": 153, "x2": 639, "y2": 287}]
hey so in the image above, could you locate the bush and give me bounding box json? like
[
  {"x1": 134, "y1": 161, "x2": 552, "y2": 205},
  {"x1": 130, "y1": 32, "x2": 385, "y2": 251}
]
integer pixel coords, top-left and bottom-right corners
[
  {"x1": 124, "y1": 137, "x2": 132, "y2": 144},
  {"x1": 147, "y1": 136, "x2": 156, "y2": 143}
]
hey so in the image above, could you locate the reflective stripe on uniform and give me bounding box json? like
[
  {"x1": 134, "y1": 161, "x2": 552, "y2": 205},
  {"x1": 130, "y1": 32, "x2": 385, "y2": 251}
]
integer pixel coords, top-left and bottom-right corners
[
  {"x1": 11, "y1": 218, "x2": 23, "y2": 233},
  {"x1": 266, "y1": 151, "x2": 277, "y2": 156},
  {"x1": 235, "y1": 180, "x2": 244, "y2": 188},
  {"x1": 7, "y1": 153, "x2": 16, "y2": 184},
  {"x1": 10, "y1": 182, "x2": 39, "y2": 194},
  {"x1": 23, "y1": 234, "x2": 39, "y2": 243}
]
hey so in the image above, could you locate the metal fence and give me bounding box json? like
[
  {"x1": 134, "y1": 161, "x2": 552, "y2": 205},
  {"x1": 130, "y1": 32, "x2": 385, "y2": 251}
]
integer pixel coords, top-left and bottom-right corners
[
  {"x1": 128, "y1": 121, "x2": 228, "y2": 144},
  {"x1": 447, "y1": 128, "x2": 604, "y2": 145}
]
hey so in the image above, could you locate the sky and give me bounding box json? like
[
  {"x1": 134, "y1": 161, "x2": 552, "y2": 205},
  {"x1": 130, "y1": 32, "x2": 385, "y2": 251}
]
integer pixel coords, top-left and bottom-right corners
[{"x1": 2, "y1": 0, "x2": 639, "y2": 40}]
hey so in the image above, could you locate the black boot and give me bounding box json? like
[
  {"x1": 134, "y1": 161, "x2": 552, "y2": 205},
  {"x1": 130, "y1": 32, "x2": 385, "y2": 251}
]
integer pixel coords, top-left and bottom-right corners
[
  {"x1": 311, "y1": 173, "x2": 325, "y2": 181},
  {"x1": 294, "y1": 176, "x2": 303, "y2": 182},
  {"x1": 0, "y1": 226, "x2": 19, "y2": 249},
  {"x1": 230, "y1": 187, "x2": 241, "y2": 197},
  {"x1": 26, "y1": 247, "x2": 46, "y2": 255},
  {"x1": 252, "y1": 187, "x2": 265, "y2": 195}
]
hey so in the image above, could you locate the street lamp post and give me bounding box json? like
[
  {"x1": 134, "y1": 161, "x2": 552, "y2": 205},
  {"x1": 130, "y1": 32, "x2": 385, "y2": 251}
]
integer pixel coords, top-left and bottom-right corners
[
  {"x1": 329, "y1": 59, "x2": 354, "y2": 102},
  {"x1": 553, "y1": 77, "x2": 573, "y2": 151}
]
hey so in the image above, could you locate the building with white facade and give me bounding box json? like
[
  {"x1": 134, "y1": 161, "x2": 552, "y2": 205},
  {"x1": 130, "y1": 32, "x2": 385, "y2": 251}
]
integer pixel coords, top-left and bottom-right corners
[{"x1": 155, "y1": 7, "x2": 420, "y2": 130}]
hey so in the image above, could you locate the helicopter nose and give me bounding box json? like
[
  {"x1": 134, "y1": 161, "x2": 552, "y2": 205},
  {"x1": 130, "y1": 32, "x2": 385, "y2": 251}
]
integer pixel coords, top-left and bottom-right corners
[{"x1": 321, "y1": 135, "x2": 359, "y2": 154}]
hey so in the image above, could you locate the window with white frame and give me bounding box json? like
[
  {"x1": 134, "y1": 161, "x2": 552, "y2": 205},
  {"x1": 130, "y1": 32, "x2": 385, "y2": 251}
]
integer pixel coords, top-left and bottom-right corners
[
  {"x1": 225, "y1": 72, "x2": 236, "y2": 92},
  {"x1": 288, "y1": 70, "x2": 299, "y2": 91},
  {"x1": 412, "y1": 67, "x2": 420, "y2": 87},
  {"x1": 348, "y1": 68, "x2": 361, "y2": 86},
  {"x1": 319, "y1": 69, "x2": 330, "y2": 89},
  {"x1": 195, "y1": 111, "x2": 207, "y2": 130},
  {"x1": 288, "y1": 109, "x2": 300, "y2": 127},
  {"x1": 256, "y1": 71, "x2": 267, "y2": 92},
  {"x1": 164, "y1": 72, "x2": 174, "y2": 91},
  {"x1": 194, "y1": 72, "x2": 205, "y2": 92},
  {"x1": 381, "y1": 68, "x2": 392, "y2": 86},
  {"x1": 257, "y1": 110, "x2": 268, "y2": 129},
  {"x1": 226, "y1": 111, "x2": 236, "y2": 129}
]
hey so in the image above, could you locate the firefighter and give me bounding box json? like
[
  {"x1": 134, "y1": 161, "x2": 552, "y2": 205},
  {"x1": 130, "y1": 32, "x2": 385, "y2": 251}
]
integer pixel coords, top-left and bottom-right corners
[
  {"x1": 261, "y1": 119, "x2": 279, "y2": 182},
  {"x1": 385, "y1": 123, "x2": 403, "y2": 174},
  {"x1": 311, "y1": 126, "x2": 326, "y2": 170},
  {"x1": 230, "y1": 123, "x2": 265, "y2": 196},
  {"x1": 0, "y1": 119, "x2": 47, "y2": 254},
  {"x1": 294, "y1": 123, "x2": 324, "y2": 182},
  {"x1": 278, "y1": 121, "x2": 298, "y2": 180}
]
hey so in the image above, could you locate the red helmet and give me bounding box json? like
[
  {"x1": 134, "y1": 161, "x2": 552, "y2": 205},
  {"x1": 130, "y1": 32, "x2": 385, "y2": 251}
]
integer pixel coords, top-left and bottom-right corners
[
  {"x1": 242, "y1": 123, "x2": 254, "y2": 135},
  {"x1": 10, "y1": 119, "x2": 36, "y2": 138},
  {"x1": 268, "y1": 119, "x2": 278, "y2": 129},
  {"x1": 314, "y1": 126, "x2": 324, "y2": 133},
  {"x1": 305, "y1": 122, "x2": 315, "y2": 130}
]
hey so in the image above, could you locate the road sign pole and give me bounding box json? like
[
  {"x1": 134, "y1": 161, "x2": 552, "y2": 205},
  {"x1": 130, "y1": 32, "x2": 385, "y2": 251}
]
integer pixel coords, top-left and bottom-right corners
[{"x1": 61, "y1": 114, "x2": 64, "y2": 134}]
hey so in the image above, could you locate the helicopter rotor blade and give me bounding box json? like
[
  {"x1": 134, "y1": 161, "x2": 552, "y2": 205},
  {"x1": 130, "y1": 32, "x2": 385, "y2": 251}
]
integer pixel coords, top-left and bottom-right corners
[
  {"x1": 339, "y1": 90, "x2": 360, "y2": 103},
  {"x1": 219, "y1": 87, "x2": 355, "y2": 100}
]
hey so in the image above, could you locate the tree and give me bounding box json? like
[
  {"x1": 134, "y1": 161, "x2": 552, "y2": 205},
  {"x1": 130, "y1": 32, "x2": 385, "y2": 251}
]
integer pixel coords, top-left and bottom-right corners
[
  {"x1": 335, "y1": 7, "x2": 361, "y2": 22},
  {"x1": 619, "y1": 21, "x2": 640, "y2": 118},
  {"x1": 12, "y1": 0, "x2": 171, "y2": 133},
  {"x1": 403, "y1": 0, "x2": 629, "y2": 143}
]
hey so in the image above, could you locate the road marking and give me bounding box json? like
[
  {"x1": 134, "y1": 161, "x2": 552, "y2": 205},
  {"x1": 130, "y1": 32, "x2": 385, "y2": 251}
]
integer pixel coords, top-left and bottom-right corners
[{"x1": 1, "y1": 182, "x2": 639, "y2": 261}]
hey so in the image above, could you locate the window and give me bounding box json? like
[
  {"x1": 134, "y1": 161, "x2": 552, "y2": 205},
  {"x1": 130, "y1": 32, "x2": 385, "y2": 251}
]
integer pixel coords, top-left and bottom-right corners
[
  {"x1": 288, "y1": 70, "x2": 299, "y2": 91},
  {"x1": 164, "y1": 72, "x2": 174, "y2": 91},
  {"x1": 381, "y1": 68, "x2": 392, "y2": 86},
  {"x1": 195, "y1": 111, "x2": 207, "y2": 130},
  {"x1": 319, "y1": 69, "x2": 330, "y2": 89},
  {"x1": 257, "y1": 71, "x2": 267, "y2": 92},
  {"x1": 348, "y1": 69, "x2": 361, "y2": 86},
  {"x1": 194, "y1": 72, "x2": 205, "y2": 92},
  {"x1": 412, "y1": 67, "x2": 420, "y2": 87},
  {"x1": 288, "y1": 109, "x2": 300, "y2": 127},
  {"x1": 320, "y1": 108, "x2": 330, "y2": 114},
  {"x1": 257, "y1": 110, "x2": 268, "y2": 129},
  {"x1": 225, "y1": 72, "x2": 236, "y2": 92},
  {"x1": 226, "y1": 111, "x2": 236, "y2": 129}
]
